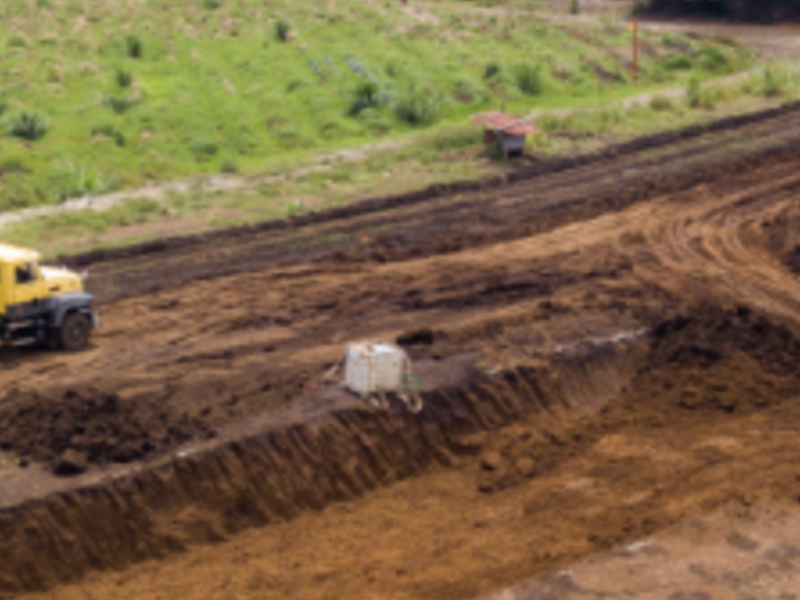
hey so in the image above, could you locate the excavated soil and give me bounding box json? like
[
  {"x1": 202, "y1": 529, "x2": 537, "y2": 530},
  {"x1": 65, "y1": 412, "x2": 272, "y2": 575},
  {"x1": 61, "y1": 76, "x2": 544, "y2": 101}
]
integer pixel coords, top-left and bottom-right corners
[
  {"x1": 14, "y1": 308, "x2": 800, "y2": 600},
  {"x1": 0, "y1": 387, "x2": 215, "y2": 471},
  {"x1": 7, "y1": 102, "x2": 800, "y2": 599}
]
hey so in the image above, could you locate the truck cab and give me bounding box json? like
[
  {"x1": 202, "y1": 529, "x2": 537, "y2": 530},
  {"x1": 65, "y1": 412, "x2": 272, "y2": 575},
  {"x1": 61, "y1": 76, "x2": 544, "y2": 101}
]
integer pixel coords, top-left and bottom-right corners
[{"x1": 0, "y1": 244, "x2": 98, "y2": 351}]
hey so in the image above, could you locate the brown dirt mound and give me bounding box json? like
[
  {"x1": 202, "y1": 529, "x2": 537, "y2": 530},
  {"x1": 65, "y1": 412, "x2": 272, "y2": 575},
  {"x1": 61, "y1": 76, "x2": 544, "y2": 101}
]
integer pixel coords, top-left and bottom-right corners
[
  {"x1": 472, "y1": 308, "x2": 800, "y2": 496},
  {"x1": 632, "y1": 352, "x2": 797, "y2": 414},
  {"x1": 0, "y1": 387, "x2": 215, "y2": 474}
]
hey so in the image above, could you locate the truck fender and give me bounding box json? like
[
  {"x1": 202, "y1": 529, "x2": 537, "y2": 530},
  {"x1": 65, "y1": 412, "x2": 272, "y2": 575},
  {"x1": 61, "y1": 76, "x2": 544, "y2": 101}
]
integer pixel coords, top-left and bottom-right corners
[{"x1": 50, "y1": 292, "x2": 95, "y2": 328}]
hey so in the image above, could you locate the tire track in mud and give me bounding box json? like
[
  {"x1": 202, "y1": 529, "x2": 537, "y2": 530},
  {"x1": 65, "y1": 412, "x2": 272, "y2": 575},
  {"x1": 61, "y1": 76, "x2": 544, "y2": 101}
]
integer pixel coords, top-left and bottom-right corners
[
  {"x1": 66, "y1": 101, "x2": 800, "y2": 303},
  {"x1": 634, "y1": 166, "x2": 800, "y2": 322}
]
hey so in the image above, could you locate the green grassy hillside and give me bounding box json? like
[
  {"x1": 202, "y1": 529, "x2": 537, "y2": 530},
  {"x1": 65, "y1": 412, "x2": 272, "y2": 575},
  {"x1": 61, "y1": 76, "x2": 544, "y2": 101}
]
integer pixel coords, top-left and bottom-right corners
[{"x1": 0, "y1": 0, "x2": 745, "y2": 210}]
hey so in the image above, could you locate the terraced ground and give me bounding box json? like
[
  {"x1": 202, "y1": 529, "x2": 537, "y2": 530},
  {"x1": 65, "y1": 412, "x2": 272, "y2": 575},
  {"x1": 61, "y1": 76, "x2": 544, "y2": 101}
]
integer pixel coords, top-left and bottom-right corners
[{"x1": 4, "y1": 101, "x2": 800, "y2": 600}]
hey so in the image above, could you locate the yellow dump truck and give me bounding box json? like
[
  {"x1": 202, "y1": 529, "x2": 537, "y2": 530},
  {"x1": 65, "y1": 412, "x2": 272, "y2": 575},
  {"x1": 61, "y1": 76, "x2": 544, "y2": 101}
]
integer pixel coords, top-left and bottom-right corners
[{"x1": 0, "y1": 244, "x2": 98, "y2": 351}]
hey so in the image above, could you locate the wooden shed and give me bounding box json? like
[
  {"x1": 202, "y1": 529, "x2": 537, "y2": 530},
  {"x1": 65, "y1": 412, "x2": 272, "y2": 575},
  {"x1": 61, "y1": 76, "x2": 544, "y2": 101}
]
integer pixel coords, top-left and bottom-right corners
[{"x1": 473, "y1": 112, "x2": 540, "y2": 159}]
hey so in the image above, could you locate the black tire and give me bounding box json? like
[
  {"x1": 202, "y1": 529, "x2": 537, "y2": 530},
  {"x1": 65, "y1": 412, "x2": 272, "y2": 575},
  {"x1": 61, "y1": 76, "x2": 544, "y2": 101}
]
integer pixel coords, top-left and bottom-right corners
[{"x1": 59, "y1": 312, "x2": 91, "y2": 352}]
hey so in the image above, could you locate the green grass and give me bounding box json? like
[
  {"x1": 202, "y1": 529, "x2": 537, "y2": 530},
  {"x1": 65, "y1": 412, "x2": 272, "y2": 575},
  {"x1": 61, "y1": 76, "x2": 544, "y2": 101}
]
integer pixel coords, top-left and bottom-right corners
[
  {"x1": 11, "y1": 63, "x2": 798, "y2": 261},
  {"x1": 0, "y1": 0, "x2": 747, "y2": 211}
]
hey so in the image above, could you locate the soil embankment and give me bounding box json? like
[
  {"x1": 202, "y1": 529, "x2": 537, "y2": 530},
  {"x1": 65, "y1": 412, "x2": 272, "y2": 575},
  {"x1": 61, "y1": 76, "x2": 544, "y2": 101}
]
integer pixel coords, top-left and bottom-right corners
[{"x1": 9, "y1": 307, "x2": 800, "y2": 600}]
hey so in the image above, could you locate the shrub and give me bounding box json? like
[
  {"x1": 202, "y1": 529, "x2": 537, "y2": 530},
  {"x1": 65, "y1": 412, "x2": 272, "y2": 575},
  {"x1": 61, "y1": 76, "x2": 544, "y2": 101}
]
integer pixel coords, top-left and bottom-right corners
[
  {"x1": 275, "y1": 20, "x2": 291, "y2": 42},
  {"x1": 569, "y1": 0, "x2": 580, "y2": 15},
  {"x1": 275, "y1": 126, "x2": 304, "y2": 148},
  {"x1": 286, "y1": 79, "x2": 305, "y2": 93},
  {"x1": 423, "y1": 125, "x2": 476, "y2": 154},
  {"x1": 190, "y1": 137, "x2": 218, "y2": 159},
  {"x1": 91, "y1": 124, "x2": 126, "y2": 147},
  {"x1": 393, "y1": 89, "x2": 440, "y2": 125},
  {"x1": 115, "y1": 67, "x2": 132, "y2": 88},
  {"x1": 103, "y1": 93, "x2": 137, "y2": 114},
  {"x1": 7, "y1": 35, "x2": 26, "y2": 48},
  {"x1": 483, "y1": 62, "x2": 501, "y2": 80},
  {"x1": 202, "y1": 0, "x2": 224, "y2": 7},
  {"x1": 649, "y1": 95, "x2": 674, "y2": 111},
  {"x1": 0, "y1": 102, "x2": 7, "y2": 116},
  {"x1": 661, "y1": 55, "x2": 693, "y2": 71},
  {"x1": 308, "y1": 59, "x2": 328, "y2": 80},
  {"x1": 126, "y1": 35, "x2": 142, "y2": 59},
  {"x1": 4, "y1": 111, "x2": 50, "y2": 140},
  {"x1": 349, "y1": 80, "x2": 381, "y2": 116},
  {"x1": 686, "y1": 75, "x2": 701, "y2": 108},
  {"x1": 0, "y1": 156, "x2": 29, "y2": 175},
  {"x1": 763, "y1": 66, "x2": 782, "y2": 97},
  {"x1": 452, "y1": 78, "x2": 483, "y2": 104},
  {"x1": 220, "y1": 157, "x2": 238, "y2": 173},
  {"x1": 0, "y1": 174, "x2": 45, "y2": 210},
  {"x1": 356, "y1": 107, "x2": 391, "y2": 134},
  {"x1": 514, "y1": 63, "x2": 543, "y2": 96},
  {"x1": 50, "y1": 161, "x2": 108, "y2": 202},
  {"x1": 661, "y1": 34, "x2": 691, "y2": 51},
  {"x1": 686, "y1": 76, "x2": 715, "y2": 109},
  {"x1": 697, "y1": 45, "x2": 730, "y2": 74}
]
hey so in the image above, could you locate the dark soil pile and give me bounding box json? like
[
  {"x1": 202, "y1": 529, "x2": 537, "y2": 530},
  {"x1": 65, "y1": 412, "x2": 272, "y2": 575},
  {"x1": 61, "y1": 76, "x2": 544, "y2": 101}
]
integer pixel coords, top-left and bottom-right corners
[
  {"x1": 782, "y1": 245, "x2": 800, "y2": 275},
  {"x1": 0, "y1": 386, "x2": 215, "y2": 475},
  {"x1": 635, "y1": 305, "x2": 800, "y2": 414},
  {"x1": 649, "y1": 304, "x2": 800, "y2": 375}
]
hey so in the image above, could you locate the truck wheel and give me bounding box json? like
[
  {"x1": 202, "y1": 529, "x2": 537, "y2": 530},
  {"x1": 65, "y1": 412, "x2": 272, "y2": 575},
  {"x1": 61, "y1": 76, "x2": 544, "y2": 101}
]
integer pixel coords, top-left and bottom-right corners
[{"x1": 59, "y1": 312, "x2": 91, "y2": 351}]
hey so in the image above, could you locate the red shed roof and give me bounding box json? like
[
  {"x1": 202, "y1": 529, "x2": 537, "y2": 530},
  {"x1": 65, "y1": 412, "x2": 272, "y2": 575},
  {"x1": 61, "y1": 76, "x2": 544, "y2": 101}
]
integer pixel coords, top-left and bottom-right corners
[{"x1": 473, "y1": 112, "x2": 540, "y2": 137}]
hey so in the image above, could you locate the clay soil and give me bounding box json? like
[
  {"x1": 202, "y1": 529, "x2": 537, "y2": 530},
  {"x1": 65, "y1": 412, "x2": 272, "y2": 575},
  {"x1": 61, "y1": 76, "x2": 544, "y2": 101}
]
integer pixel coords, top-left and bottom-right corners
[{"x1": 6, "y1": 103, "x2": 800, "y2": 599}]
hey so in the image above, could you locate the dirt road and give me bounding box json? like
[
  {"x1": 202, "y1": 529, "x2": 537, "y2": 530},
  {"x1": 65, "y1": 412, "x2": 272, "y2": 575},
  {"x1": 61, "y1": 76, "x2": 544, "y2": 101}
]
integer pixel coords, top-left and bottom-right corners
[{"x1": 5, "y1": 102, "x2": 800, "y2": 599}]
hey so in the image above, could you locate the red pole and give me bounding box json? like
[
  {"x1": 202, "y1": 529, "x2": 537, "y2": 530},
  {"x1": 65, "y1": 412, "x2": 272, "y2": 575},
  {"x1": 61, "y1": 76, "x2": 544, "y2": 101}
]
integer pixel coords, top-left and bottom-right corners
[{"x1": 632, "y1": 20, "x2": 639, "y2": 85}]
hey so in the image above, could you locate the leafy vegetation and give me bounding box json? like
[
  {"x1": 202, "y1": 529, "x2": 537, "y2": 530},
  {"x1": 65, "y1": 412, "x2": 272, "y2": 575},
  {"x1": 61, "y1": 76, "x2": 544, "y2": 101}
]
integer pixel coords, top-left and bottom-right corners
[
  {"x1": 50, "y1": 161, "x2": 109, "y2": 201},
  {"x1": 484, "y1": 62, "x2": 501, "y2": 81},
  {"x1": 349, "y1": 80, "x2": 382, "y2": 116},
  {"x1": 91, "y1": 125, "x2": 126, "y2": 147},
  {"x1": 393, "y1": 88, "x2": 441, "y2": 125},
  {"x1": 4, "y1": 112, "x2": 50, "y2": 141},
  {"x1": 275, "y1": 19, "x2": 291, "y2": 42},
  {"x1": 763, "y1": 66, "x2": 782, "y2": 97},
  {"x1": 115, "y1": 67, "x2": 133, "y2": 88},
  {"x1": 103, "y1": 94, "x2": 138, "y2": 114},
  {"x1": 126, "y1": 35, "x2": 143, "y2": 59},
  {"x1": 514, "y1": 63, "x2": 543, "y2": 96}
]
